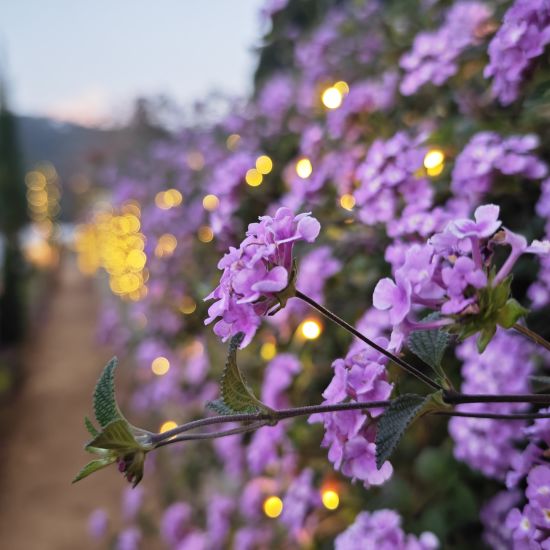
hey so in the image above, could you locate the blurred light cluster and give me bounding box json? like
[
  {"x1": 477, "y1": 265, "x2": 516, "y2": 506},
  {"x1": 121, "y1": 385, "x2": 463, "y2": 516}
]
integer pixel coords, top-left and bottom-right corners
[
  {"x1": 423, "y1": 149, "x2": 445, "y2": 177},
  {"x1": 74, "y1": 202, "x2": 148, "y2": 300},
  {"x1": 245, "y1": 154, "x2": 274, "y2": 187},
  {"x1": 155, "y1": 188, "x2": 183, "y2": 210},
  {"x1": 321, "y1": 80, "x2": 349, "y2": 109}
]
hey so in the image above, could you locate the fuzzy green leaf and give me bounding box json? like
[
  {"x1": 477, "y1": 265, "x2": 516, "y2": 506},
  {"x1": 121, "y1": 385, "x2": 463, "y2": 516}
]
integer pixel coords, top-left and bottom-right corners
[
  {"x1": 408, "y1": 325, "x2": 449, "y2": 373},
  {"x1": 206, "y1": 399, "x2": 236, "y2": 415},
  {"x1": 93, "y1": 357, "x2": 123, "y2": 428},
  {"x1": 86, "y1": 419, "x2": 140, "y2": 453},
  {"x1": 496, "y1": 299, "x2": 529, "y2": 329},
  {"x1": 72, "y1": 456, "x2": 117, "y2": 483},
  {"x1": 375, "y1": 394, "x2": 431, "y2": 469},
  {"x1": 84, "y1": 416, "x2": 99, "y2": 437},
  {"x1": 220, "y1": 333, "x2": 272, "y2": 414},
  {"x1": 477, "y1": 325, "x2": 497, "y2": 353}
]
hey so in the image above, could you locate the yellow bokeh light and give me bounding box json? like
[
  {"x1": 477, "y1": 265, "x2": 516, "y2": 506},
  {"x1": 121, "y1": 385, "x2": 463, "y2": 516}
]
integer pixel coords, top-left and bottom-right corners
[
  {"x1": 245, "y1": 168, "x2": 263, "y2": 187},
  {"x1": 226, "y1": 133, "x2": 241, "y2": 151},
  {"x1": 334, "y1": 81, "x2": 350, "y2": 95},
  {"x1": 255, "y1": 155, "x2": 273, "y2": 175},
  {"x1": 160, "y1": 420, "x2": 177, "y2": 433},
  {"x1": 260, "y1": 342, "x2": 277, "y2": 361},
  {"x1": 155, "y1": 189, "x2": 183, "y2": 210},
  {"x1": 179, "y1": 296, "x2": 197, "y2": 315},
  {"x1": 427, "y1": 163, "x2": 445, "y2": 177},
  {"x1": 202, "y1": 194, "x2": 220, "y2": 211},
  {"x1": 263, "y1": 496, "x2": 283, "y2": 519},
  {"x1": 423, "y1": 149, "x2": 445, "y2": 170},
  {"x1": 186, "y1": 151, "x2": 205, "y2": 171},
  {"x1": 301, "y1": 319, "x2": 322, "y2": 340},
  {"x1": 126, "y1": 249, "x2": 147, "y2": 271},
  {"x1": 198, "y1": 226, "x2": 214, "y2": 243},
  {"x1": 322, "y1": 86, "x2": 343, "y2": 109},
  {"x1": 296, "y1": 158, "x2": 313, "y2": 179},
  {"x1": 340, "y1": 194, "x2": 356, "y2": 211},
  {"x1": 322, "y1": 489, "x2": 340, "y2": 510},
  {"x1": 155, "y1": 233, "x2": 178, "y2": 258},
  {"x1": 151, "y1": 356, "x2": 170, "y2": 376}
]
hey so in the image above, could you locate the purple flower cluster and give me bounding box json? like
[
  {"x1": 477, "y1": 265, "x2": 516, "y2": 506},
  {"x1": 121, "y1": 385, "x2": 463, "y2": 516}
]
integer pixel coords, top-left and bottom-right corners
[
  {"x1": 205, "y1": 208, "x2": 320, "y2": 347},
  {"x1": 309, "y1": 343, "x2": 393, "y2": 489},
  {"x1": 451, "y1": 132, "x2": 547, "y2": 206},
  {"x1": 335, "y1": 509, "x2": 439, "y2": 549},
  {"x1": 449, "y1": 329, "x2": 534, "y2": 480},
  {"x1": 485, "y1": 0, "x2": 550, "y2": 105},
  {"x1": 354, "y1": 132, "x2": 432, "y2": 227},
  {"x1": 373, "y1": 204, "x2": 549, "y2": 348},
  {"x1": 400, "y1": 1, "x2": 491, "y2": 96},
  {"x1": 280, "y1": 468, "x2": 320, "y2": 537}
]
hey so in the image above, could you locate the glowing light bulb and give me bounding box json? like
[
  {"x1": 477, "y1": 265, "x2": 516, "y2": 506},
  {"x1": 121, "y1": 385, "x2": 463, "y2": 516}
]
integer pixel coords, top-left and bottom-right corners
[
  {"x1": 322, "y1": 86, "x2": 343, "y2": 109},
  {"x1": 151, "y1": 356, "x2": 170, "y2": 376},
  {"x1": 322, "y1": 489, "x2": 340, "y2": 510},
  {"x1": 263, "y1": 496, "x2": 283, "y2": 518},
  {"x1": 296, "y1": 158, "x2": 313, "y2": 179},
  {"x1": 245, "y1": 168, "x2": 263, "y2": 187},
  {"x1": 334, "y1": 81, "x2": 350, "y2": 95},
  {"x1": 179, "y1": 296, "x2": 197, "y2": 315},
  {"x1": 160, "y1": 420, "x2": 177, "y2": 433},
  {"x1": 423, "y1": 149, "x2": 445, "y2": 176},
  {"x1": 340, "y1": 194, "x2": 356, "y2": 211},
  {"x1": 301, "y1": 319, "x2": 322, "y2": 340},
  {"x1": 255, "y1": 155, "x2": 273, "y2": 175},
  {"x1": 260, "y1": 342, "x2": 277, "y2": 361},
  {"x1": 202, "y1": 194, "x2": 220, "y2": 211}
]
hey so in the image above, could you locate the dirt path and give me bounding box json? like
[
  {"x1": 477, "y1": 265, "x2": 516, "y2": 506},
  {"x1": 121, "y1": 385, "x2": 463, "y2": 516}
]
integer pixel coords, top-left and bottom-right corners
[{"x1": 0, "y1": 258, "x2": 123, "y2": 550}]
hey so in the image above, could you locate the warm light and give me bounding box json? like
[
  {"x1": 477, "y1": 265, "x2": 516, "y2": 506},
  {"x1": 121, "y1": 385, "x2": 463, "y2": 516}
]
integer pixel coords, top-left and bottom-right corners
[
  {"x1": 334, "y1": 81, "x2": 350, "y2": 95},
  {"x1": 260, "y1": 342, "x2": 277, "y2": 361},
  {"x1": 322, "y1": 86, "x2": 343, "y2": 109},
  {"x1": 155, "y1": 189, "x2": 183, "y2": 210},
  {"x1": 322, "y1": 490, "x2": 340, "y2": 510},
  {"x1": 226, "y1": 133, "x2": 241, "y2": 151},
  {"x1": 427, "y1": 163, "x2": 444, "y2": 177},
  {"x1": 160, "y1": 420, "x2": 177, "y2": 433},
  {"x1": 296, "y1": 158, "x2": 313, "y2": 179},
  {"x1": 126, "y1": 249, "x2": 147, "y2": 271},
  {"x1": 301, "y1": 319, "x2": 322, "y2": 340},
  {"x1": 155, "y1": 233, "x2": 178, "y2": 258},
  {"x1": 245, "y1": 168, "x2": 263, "y2": 187},
  {"x1": 256, "y1": 155, "x2": 273, "y2": 175},
  {"x1": 179, "y1": 296, "x2": 197, "y2": 315},
  {"x1": 202, "y1": 194, "x2": 220, "y2": 211},
  {"x1": 424, "y1": 149, "x2": 445, "y2": 170},
  {"x1": 151, "y1": 356, "x2": 170, "y2": 376},
  {"x1": 198, "y1": 226, "x2": 214, "y2": 243},
  {"x1": 263, "y1": 496, "x2": 283, "y2": 518},
  {"x1": 340, "y1": 194, "x2": 356, "y2": 211},
  {"x1": 186, "y1": 151, "x2": 205, "y2": 171}
]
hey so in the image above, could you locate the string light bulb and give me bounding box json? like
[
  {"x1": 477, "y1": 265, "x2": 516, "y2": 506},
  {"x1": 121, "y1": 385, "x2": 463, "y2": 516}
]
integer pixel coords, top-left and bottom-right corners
[
  {"x1": 296, "y1": 158, "x2": 313, "y2": 179},
  {"x1": 263, "y1": 496, "x2": 283, "y2": 518}
]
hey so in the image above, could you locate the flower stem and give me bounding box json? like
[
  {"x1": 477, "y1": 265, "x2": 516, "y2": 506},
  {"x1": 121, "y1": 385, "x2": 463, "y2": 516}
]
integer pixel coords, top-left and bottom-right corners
[
  {"x1": 513, "y1": 323, "x2": 550, "y2": 353},
  {"x1": 295, "y1": 289, "x2": 442, "y2": 391}
]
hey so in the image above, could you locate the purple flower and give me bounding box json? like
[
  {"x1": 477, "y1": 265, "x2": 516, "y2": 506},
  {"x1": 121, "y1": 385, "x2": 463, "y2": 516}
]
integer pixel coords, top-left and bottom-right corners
[
  {"x1": 261, "y1": 353, "x2": 301, "y2": 408},
  {"x1": 373, "y1": 274, "x2": 412, "y2": 325},
  {"x1": 485, "y1": 0, "x2": 550, "y2": 105},
  {"x1": 280, "y1": 469, "x2": 319, "y2": 536},
  {"x1": 441, "y1": 257, "x2": 487, "y2": 314},
  {"x1": 448, "y1": 204, "x2": 502, "y2": 240},
  {"x1": 88, "y1": 509, "x2": 108, "y2": 540},
  {"x1": 161, "y1": 502, "x2": 192, "y2": 547},
  {"x1": 205, "y1": 208, "x2": 320, "y2": 347},
  {"x1": 116, "y1": 527, "x2": 141, "y2": 550}
]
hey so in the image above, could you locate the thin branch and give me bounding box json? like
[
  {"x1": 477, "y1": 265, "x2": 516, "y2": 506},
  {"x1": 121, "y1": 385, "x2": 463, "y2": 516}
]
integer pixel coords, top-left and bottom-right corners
[
  {"x1": 435, "y1": 411, "x2": 550, "y2": 420},
  {"x1": 444, "y1": 392, "x2": 550, "y2": 406},
  {"x1": 513, "y1": 323, "x2": 550, "y2": 353},
  {"x1": 295, "y1": 289, "x2": 442, "y2": 391}
]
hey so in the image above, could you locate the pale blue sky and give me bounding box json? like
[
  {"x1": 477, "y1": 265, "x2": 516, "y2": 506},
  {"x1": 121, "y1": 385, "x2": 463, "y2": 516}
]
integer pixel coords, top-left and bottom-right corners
[{"x1": 0, "y1": 0, "x2": 266, "y2": 125}]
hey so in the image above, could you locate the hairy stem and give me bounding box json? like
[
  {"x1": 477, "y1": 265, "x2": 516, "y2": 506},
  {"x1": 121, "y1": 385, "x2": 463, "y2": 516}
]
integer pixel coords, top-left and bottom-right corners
[
  {"x1": 513, "y1": 322, "x2": 550, "y2": 353},
  {"x1": 295, "y1": 289, "x2": 442, "y2": 390}
]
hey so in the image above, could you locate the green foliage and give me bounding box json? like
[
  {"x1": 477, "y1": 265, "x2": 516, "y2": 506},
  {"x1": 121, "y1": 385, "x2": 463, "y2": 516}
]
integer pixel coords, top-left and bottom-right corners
[
  {"x1": 219, "y1": 333, "x2": 274, "y2": 415},
  {"x1": 455, "y1": 274, "x2": 529, "y2": 352},
  {"x1": 376, "y1": 392, "x2": 446, "y2": 469},
  {"x1": 84, "y1": 416, "x2": 99, "y2": 437},
  {"x1": 72, "y1": 456, "x2": 117, "y2": 484},
  {"x1": 93, "y1": 357, "x2": 123, "y2": 428},
  {"x1": 206, "y1": 399, "x2": 236, "y2": 416}
]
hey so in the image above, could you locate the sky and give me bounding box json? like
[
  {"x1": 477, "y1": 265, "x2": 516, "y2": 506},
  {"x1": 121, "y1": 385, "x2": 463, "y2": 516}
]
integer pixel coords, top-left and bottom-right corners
[{"x1": 0, "y1": 0, "x2": 266, "y2": 126}]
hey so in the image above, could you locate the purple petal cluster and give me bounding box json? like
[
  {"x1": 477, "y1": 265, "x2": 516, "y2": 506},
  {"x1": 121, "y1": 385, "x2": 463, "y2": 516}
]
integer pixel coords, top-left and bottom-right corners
[
  {"x1": 205, "y1": 208, "x2": 321, "y2": 347},
  {"x1": 335, "y1": 509, "x2": 439, "y2": 549},
  {"x1": 280, "y1": 468, "x2": 320, "y2": 536},
  {"x1": 451, "y1": 132, "x2": 547, "y2": 206},
  {"x1": 485, "y1": 0, "x2": 550, "y2": 105},
  {"x1": 400, "y1": 1, "x2": 491, "y2": 96},
  {"x1": 309, "y1": 343, "x2": 394, "y2": 489},
  {"x1": 449, "y1": 329, "x2": 535, "y2": 480}
]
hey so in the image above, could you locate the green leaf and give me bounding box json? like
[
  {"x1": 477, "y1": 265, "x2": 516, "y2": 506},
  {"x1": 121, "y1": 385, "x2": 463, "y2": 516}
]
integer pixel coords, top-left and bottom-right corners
[
  {"x1": 408, "y1": 320, "x2": 450, "y2": 377},
  {"x1": 93, "y1": 357, "x2": 123, "y2": 428},
  {"x1": 72, "y1": 456, "x2": 117, "y2": 483},
  {"x1": 375, "y1": 394, "x2": 431, "y2": 469},
  {"x1": 86, "y1": 419, "x2": 140, "y2": 453},
  {"x1": 477, "y1": 325, "x2": 497, "y2": 353},
  {"x1": 84, "y1": 416, "x2": 99, "y2": 437},
  {"x1": 220, "y1": 333, "x2": 273, "y2": 414},
  {"x1": 496, "y1": 298, "x2": 529, "y2": 329},
  {"x1": 206, "y1": 399, "x2": 236, "y2": 415}
]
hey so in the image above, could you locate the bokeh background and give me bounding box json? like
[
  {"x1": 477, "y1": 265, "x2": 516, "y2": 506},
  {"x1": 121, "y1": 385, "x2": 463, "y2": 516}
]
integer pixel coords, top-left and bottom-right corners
[{"x1": 1, "y1": 1, "x2": 550, "y2": 549}]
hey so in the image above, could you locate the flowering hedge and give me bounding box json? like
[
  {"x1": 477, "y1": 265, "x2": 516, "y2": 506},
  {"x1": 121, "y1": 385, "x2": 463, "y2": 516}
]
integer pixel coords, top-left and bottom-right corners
[{"x1": 75, "y1": 0, "x2": 550, "y2": 548}]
